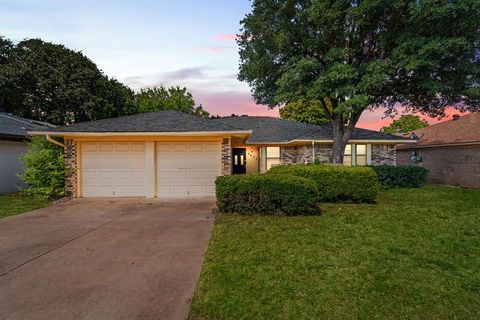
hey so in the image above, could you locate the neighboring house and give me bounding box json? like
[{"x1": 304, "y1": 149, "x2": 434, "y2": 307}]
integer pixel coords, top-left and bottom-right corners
[
  {"x1": 397, "y1": 113, "x2": 480, "y2": 188},
  {"x1": 29, "y1": 110, "x2": 413, "y2": 198},
  {"x1": 0, "y1": 113, "x2": 54, "y2": 194}
]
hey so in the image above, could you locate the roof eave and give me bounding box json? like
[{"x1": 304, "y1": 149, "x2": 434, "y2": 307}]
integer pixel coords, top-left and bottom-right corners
[
  {"x1": 397, "y1": 140, "x2": 480, "y2": 149},
  {"x1": 28, "y1": 130, "x2": 253, "y2": 137},
  {"x1": 246, "y1": 138, "x2": 416, "y2": 145}
]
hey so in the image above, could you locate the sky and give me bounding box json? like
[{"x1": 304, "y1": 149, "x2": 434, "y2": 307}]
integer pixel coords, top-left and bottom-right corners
[{"x1": 0, "y1": 0, "x2": 465, "y2": 130}]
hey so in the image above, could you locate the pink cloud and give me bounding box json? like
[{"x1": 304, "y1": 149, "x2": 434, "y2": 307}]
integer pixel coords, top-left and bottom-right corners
[
  {"x1": 214, "y1": 33, "x2": 238, "y2": 41},
  {"x1": 357, "y1": 107, "x2": 469, "y2": 130},
  {"x1": 205, "y1": 46, "x2": 223, "y2": 53},
  {"x1": 192, "y1": 90, "x2": 279, "y2": 117},
  {"x1": 192, "y1": 89, "x2": 468, "y2": 130}
]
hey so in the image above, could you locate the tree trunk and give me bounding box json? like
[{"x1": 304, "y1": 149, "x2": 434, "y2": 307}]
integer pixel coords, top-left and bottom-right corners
[
  {"x1": 331, "y1": 111, "x2": 362, "y2": 164},
  {"x1": 331, "y1": 114, "x2": 346, "y2": 164}
]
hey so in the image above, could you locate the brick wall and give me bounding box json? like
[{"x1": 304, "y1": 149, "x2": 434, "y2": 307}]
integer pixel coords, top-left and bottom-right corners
[
  {"x1": 371, "y1": 144, "x2": 396, "y2": 166},
  {"x1": 221, "y1": 138, "x2": 232, "y2": 176},
  {"x1": 397, "y1": 144, "x2": 480, "y2": 188},
  {"x1": 64, "y1": 139, "x2": 77, "y2": 197}
]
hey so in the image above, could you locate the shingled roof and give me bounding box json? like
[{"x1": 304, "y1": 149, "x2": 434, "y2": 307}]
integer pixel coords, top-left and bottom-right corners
[
  {"x1": 32, "y1": 110, "x2": 410, "y2": 143},
  {"x1": 212, "y1": 116, "x2": 410, "y2": 143},
  {"x1": 39, "y1": 110, "x2": 247, "y2": 133},
  {"x1": 397, "y1": 113, "x2": 480, "y2": 149},
  {"x1": 0, "y1": 113, "x2": 53, "y2": 140}
]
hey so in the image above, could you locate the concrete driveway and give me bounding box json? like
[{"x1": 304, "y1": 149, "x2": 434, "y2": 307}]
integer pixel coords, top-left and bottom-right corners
[{"x1": 0, "y1": 198, "x2": 215, "y2": 320}]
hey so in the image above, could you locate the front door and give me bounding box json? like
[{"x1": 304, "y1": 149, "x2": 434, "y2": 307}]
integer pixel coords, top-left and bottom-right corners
[{"x1": 232, "y1": 148, "x2": 247, "y2": 174}]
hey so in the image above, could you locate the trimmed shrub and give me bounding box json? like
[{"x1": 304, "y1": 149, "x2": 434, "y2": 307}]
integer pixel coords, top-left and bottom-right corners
[
  {"x1": 371, "y1": 165, "x2": 428, "y2": 189},
  {"x1": 18, "y1": 137, "x2": 65, "y2": 199},
  {"x1": 215, "y1": 174, "x2": 320, "y2": 215},
  {"x1": 268, "y1": 164, "x2": 378, "y2": 203}
]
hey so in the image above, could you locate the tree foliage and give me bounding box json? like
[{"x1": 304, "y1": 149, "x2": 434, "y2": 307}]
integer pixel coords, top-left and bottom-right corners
[
  {"x1": 134, "y1": 86, "x2": 209, "y2": 117},
  {"x1": 0, "y1": 37, "x2": 135, "y2": 125},
  {"x1": 238, "y1": 0, "x2": 480, "y2": 162},
  {"x1": 279, "y1": 98, "x2": 330, "y2": 125},
  {"x1": 381, "y1": 114, "x2": 429, "y2": 134},
  {"x1": 18, "y1": 137, "x2": 65, "y2": 199}
]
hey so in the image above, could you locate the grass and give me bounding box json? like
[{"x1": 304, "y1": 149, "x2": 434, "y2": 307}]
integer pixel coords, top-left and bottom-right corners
[
  {"x1": 190, "y1": 185, "x2": 480, "y2": 319},
  {"x1": 0, "y1": 193, "x2": 49, "y2": 218}
]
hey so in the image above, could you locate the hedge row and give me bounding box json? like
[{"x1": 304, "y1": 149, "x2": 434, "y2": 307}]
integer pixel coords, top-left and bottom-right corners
[
  {"x1": 215, "y1": 174, "x2": 320, "y2": 216},
  {"x1": 268, "y1": 164, "x2": 379, "y2": 203},
  {"x1": 371, "y1": 165, "x2": 428, "y2": 189}
]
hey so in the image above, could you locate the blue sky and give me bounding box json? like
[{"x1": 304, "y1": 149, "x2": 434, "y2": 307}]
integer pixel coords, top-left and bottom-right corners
[
  {"x1": 0, "y1": 0, "x2": 281, "y2": 116},
  {"x1": 0, "y1": 0, "x2": 458, "y2": 128}
]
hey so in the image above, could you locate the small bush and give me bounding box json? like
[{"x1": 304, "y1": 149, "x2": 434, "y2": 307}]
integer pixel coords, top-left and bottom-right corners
[
  {"x1": 268, "y1": 164, "x2": 378, "y2": 203},
  {"x1": 216, "y1": 174, "x2": 320, "y2": 215},
  {"x1": 18, "y1": 137, "x2": 65, "y2": 199},
  {"x1": 371, "y1": 165, "x2": 428, "y2": 189}
]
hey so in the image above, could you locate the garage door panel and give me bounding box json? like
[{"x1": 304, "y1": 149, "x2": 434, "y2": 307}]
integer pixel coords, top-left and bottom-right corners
[
  {"x1": 173, "y1": 157, "x2": 188, "y2": 167},
  {"x1": 189, "y1": 144, "x2": 203, "y2": 152},
  {"x1": 82, "y1": 142, "x2": 146, "y2": 197},
  {"x1": 189, "y1": 185, "x2": 204, "y2": 194},
  {"x1": 173, "y1": 144, "x2": 188, "y2": 152},
  {"x1": 98, "y1": 143, "x2": 114, "y2": 152},
  {"x1": 83, "y1": 143, "x2": 98, "y2": 152},
  {"x1": 204, "y1": 144, "x2": 220, "y2": 152},
  {"x1": 156, "y1": 142, "x2": 220, "y2": 197},
  {"x1": 115, "y1": 143, "x2": 130, "y2": 152},
  {"x1": 157, "y1": 143, "x2": 173, "y2": 152},
  {"x1": 190, "y1": 171, "x2": 203, "y2": 179}
]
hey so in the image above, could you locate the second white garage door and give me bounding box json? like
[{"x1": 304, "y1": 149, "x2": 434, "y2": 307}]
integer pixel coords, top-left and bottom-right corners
[{"x1": 156, "y1": 142, "x2": 221, "y2": 197}]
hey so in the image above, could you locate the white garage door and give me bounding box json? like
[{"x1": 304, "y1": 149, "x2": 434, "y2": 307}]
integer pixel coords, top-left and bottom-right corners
[
  {"x1": 82, "y1": 142, "x2": 146, "y2": 197},
  {"x1": 156, "y1": 142, "x2": 221, "y2": 197}
]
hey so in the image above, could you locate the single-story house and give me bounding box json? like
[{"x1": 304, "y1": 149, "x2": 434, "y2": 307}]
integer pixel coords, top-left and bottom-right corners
[
  {"x1": 0, "y1": 112, "x2": 53, "y2": 194},
  {"x1": 397, "y1": 113, "x2": 480, "y2": 188},
  {"x1": 29, "y1": 110, "x2": 413, "y2": 198}
]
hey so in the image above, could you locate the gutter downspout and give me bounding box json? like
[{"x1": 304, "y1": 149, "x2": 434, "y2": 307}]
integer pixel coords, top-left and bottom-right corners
[{"x1": 46, "y1": 135, "x2": 65, "y2": 147}]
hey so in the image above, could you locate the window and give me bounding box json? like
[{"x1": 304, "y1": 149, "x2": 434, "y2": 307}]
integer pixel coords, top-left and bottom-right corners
[
  {"x1": 355, "y1": 144, "x2": 367, "y2": 166},
  {"x1": 266, "y1": 147, "x2": 280, "y2": 170},
  {"x1": 343, "y1": 144, "x2": 352, "y2": 166}
]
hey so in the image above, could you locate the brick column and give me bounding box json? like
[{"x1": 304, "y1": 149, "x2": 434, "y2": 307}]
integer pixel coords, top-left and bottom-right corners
[
  {"x1": 64, "y1": 139, "x2": 77, "y2": 197},
  {"x1": 221, "y1": 138, "x2": 232, "y2": 175}
]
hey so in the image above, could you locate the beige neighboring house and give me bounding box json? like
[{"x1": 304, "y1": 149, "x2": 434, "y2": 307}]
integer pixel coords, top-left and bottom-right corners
[
  {"x1": 29, "y1": 110, "x2": 413, "y2": 198},
  {"x1": 397, "y1": 113, "x2": 480, "y2": 188},
  {"x1": 0, "y1": 112, "x2": 53, "y2": 194}
]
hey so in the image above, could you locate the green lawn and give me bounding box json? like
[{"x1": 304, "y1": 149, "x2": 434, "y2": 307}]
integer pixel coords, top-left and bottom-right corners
[
  {"x1": 190, "y1": 185, "x2": 480, "y2": 319},
  {"x1": 0, "y1": 193, "x2": 49, "y2": 218}
]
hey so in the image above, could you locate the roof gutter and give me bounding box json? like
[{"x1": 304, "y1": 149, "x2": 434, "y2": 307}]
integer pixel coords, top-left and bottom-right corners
[
  {"x1": 28, "y1": 130, "x2": 253, "y2": 137},
  {"x1": 45, "y1": 135, "x2": 65, "y2": 147},
  {"x1": 246, "y1": 139, "x2": 417, "y2": 146}
]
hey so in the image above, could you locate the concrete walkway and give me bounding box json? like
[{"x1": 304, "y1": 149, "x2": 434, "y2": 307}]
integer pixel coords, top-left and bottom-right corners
[{"x1": 0, "y1": 198, "x2": 215, "y2": 320}]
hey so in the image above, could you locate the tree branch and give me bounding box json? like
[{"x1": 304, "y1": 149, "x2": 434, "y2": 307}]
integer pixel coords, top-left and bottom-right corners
[
  {"x1": 319, "y1": 97, "x2": 333, "y2": 119},
  {"x1": 342, "y1": 111, "x2": 362, "y2": 144}
]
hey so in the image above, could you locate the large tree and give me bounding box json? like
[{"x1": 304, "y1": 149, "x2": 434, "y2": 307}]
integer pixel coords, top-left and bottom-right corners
[
  {"x1": 279, "y1": 98, "x2": 330, "y2": 125},
  {"x1": 238, "y1": 0, "x2": 480, "y2": 163},
  {"x1": 134, "y1": 86, "x2": 210, "y2": 117},
  {"x1": 0, "y1": 37, "x2": 135, "y2": 125},
  {"x1": 381, "y1": 114, "x2": 428, "y2": 134}
]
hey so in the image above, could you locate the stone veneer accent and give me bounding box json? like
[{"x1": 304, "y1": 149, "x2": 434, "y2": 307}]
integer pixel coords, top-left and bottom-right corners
[
  {"x1": 281, "y1": 143, "x2": 396, "y2": 166},
  {"x1": 281, "y1": 144, "x2": 333, "y2": 164},
  {"x1": 221, "y1": 138, "x2": 232, "y2": 175},
  {"x1": 371, "y1": 144, "x2": 396, "y2": 166},
  {"x1": 314, "y1": 144, "x2": 333, "y2": 163},
  {"x1": 64, "y1": 139, "x2": 77, "y2": 197},
  {"x1": 280, "y1": 145, "x2": 313, "y2": 164}
]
